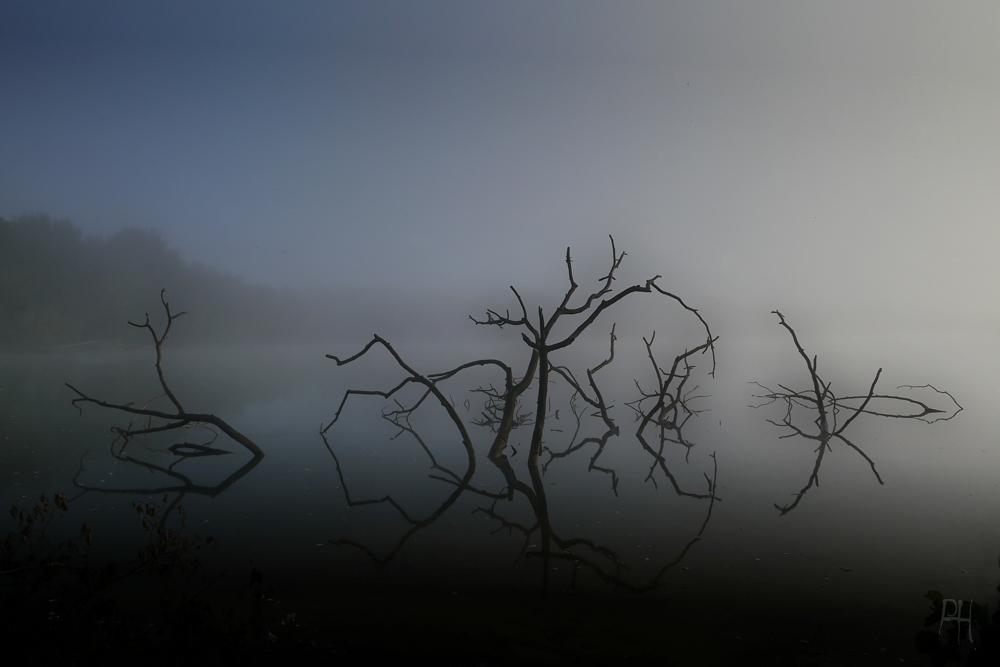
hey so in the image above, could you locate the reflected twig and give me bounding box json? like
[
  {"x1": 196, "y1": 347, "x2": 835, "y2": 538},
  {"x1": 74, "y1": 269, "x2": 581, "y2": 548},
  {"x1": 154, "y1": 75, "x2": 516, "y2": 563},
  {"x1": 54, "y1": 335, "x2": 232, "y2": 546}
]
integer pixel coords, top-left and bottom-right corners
[{"x1": 71, "y1": 445, "x2": 263, "y2": 528}]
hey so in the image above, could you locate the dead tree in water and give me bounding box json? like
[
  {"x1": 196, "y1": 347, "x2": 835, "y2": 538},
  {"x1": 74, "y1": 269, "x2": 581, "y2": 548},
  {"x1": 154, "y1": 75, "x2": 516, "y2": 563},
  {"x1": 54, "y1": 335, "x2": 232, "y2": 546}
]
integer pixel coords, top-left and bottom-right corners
[
  {"x1": 66, "y1": 289, "x2": 263, "y2": 461},
  {"x1": 323, "y1": 237, "x2": 716, "y2": 479},
  {"x1": 627, "y1": 332, "x2": 716, "y2": 499},
  {"x1": 464, "y1": 236, "x2": 716, "y2": 464},
  {"x1": 543, "y1": 324, "x2": 622, "y2": 492},
  {"x1": 753, "y1": 310, "x2": 962, "y2": 515},
  {"x1": 320, "y1": 238, "x2": 721, "y2": 581}
]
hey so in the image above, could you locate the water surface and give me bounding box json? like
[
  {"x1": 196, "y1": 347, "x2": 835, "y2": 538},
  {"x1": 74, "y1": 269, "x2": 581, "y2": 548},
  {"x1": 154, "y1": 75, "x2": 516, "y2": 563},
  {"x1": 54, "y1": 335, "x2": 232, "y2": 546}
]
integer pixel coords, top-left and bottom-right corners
[{"x1": 1, "y1": 324, "x2": 994, "y2": 660}]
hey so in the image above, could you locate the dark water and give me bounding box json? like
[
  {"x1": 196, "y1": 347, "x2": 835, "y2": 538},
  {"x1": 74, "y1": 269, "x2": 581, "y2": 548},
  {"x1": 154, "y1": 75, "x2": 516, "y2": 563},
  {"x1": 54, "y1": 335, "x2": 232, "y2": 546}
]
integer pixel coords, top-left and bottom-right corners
[{"x1": 1, "y1": 325, "x2": 994, "y2": 662}]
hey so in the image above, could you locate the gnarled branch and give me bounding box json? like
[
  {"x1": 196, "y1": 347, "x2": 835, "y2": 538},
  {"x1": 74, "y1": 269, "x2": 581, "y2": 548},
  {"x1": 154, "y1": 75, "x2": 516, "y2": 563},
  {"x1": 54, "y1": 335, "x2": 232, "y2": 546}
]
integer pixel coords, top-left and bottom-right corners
[
  {"x1": 66, "y1": 290, "x2": 263, "y2": 460},
  {"x1": 754, "y1": 311, "x2": 959, "y2": 514}
]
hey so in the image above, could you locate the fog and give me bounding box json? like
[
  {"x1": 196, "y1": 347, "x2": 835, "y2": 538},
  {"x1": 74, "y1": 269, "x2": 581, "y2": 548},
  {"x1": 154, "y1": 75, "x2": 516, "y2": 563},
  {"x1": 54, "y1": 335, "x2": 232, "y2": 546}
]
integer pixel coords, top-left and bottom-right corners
[{"x1": 3, "y1": 2, "x2": 999, "y2": 344}]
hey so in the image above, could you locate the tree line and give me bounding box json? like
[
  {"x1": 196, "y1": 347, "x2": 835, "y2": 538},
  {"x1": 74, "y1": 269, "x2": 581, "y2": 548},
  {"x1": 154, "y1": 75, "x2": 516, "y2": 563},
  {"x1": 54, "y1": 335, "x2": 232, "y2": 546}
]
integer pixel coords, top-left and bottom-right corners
[{"x1": 0, "y1": 213, "x2": 335, "y2": 350}]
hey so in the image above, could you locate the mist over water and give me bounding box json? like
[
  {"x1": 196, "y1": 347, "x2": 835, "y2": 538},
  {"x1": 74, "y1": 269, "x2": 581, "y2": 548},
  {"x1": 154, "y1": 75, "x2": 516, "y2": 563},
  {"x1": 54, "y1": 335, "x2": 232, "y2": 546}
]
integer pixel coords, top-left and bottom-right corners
[
  {"x1": 3, "y1": 2, "x2": 1000, "y2": 662},
  {"x1": 0, "y1": 271, "x2": 995, "y2": 661},
  {"x1": 2, "y1": 311, "x2": 990, "y2": 579}
]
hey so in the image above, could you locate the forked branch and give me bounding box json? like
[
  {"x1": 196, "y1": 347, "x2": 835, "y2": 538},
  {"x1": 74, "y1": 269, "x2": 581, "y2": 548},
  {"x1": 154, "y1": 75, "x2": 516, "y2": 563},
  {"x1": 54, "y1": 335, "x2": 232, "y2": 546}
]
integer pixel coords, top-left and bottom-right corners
[
  {"x1": 468, "y1": 236, "x2": 716, "y2": 462},
  {"x1": 66, "y1": 290, "x2": 263, "y2": 459},
  {"x1": 754, "y1": 310, "x2": 959, "y2": 514}
]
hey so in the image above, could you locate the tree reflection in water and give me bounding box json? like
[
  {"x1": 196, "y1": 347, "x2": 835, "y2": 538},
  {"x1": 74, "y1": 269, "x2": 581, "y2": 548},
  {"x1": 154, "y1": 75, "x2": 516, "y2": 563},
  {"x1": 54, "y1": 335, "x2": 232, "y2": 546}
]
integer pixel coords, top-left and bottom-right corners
[
  {"x1": 753, "y1": 310, "x2": 963, "y2": 515},
  {"x1": 71, "y1": 423, "x2": 263, "y2": 527}
]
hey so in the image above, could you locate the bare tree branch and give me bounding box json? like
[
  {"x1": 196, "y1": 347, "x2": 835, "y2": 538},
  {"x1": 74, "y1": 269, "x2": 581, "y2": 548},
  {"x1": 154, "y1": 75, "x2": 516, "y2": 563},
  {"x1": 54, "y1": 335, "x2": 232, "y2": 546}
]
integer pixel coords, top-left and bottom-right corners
[
  {"x1": 466, "y1": 236, "x2": 717, "y2": 462},
  {"x1": 66, "y1": 290, "x2": 263, "y2": 459},
  {"x1": 320, "y1": 237, "x2": 721, "y2": 591},
  {"x1": 755, "y1": 311, "x2": 959, "y2": 514}
]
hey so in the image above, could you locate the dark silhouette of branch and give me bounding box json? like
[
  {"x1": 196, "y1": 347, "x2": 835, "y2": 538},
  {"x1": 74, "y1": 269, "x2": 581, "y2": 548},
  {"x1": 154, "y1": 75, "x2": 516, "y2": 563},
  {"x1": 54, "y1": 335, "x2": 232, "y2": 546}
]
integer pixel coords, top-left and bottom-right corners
[
  {"x1": 546, "y1": 324, "x2": 621, "y2": 493},
  {"x1": 627, "y1": 331, "x2": 718, "y2": 499},
  {"x1": 69, "y1": 419, "x2": 263, "y2": 531},
  {"x1": 475, "y1": 451, "x2": 719, "y2": 594},
  {"x1": 71, "y1": 446, "x2": 261, "y2": 504},
  {"x1": 321, "y1": 337, "x2": 494, "y2": 561},
  {"x1": 467, "y1": 236, "x2": 716, "y2": 463},
  {"x1": 323, "y1": 334, "x2": 475, "y2": 466},
  {"x1": 320, "y1": 237, "x2": 720, "y2": 590},
  {"x1": 65, "y1": 289, "x2": 264, "y2": 460},
  {"x1": 753, "y1": 310, "x2": 961, "y2": 515}
]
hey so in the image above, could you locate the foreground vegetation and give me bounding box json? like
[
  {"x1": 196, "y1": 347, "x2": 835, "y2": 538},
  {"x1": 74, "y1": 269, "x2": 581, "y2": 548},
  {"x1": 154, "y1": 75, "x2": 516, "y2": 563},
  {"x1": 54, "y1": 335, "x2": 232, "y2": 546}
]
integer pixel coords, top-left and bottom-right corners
[{"x1": 0, "y1": 491, "x2": 928, "y2": 666}]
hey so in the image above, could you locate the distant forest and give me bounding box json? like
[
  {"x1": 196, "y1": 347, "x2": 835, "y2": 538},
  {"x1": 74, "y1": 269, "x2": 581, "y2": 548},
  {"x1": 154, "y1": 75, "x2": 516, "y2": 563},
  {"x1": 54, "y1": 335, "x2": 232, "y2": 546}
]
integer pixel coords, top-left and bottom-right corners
[{"x1": 0, "y1": 213, "x2": 338, "y2": 350}]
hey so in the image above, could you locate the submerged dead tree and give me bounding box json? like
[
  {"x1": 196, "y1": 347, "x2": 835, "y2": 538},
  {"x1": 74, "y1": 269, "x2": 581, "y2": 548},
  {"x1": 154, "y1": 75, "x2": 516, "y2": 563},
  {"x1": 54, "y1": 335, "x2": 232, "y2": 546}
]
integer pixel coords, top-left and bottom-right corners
[
  {"x1": 627, "y1": 331, "x2": 716, "y2": 498},
  {"x1": 465, "y1": 237, "x2": 716, "y2": 464},
  {"x1": 323, "y1": 236, "x2": 716, "y2": 481},
  {"x1": 320, "y1": 238, "x2": 721, "y2": 584},
  {"x1": 752, "y1": 310, "x2": 961, "y2": 515},
  {"x1": 66, "y1": 290, "x2": 264, "y2": 463}
]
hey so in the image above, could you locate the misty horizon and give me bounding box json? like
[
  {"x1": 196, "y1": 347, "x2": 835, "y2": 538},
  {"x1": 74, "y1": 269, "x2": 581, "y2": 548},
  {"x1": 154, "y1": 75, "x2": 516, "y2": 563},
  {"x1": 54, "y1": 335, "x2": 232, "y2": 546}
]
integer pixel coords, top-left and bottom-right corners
[{"x1": 3, "y1": 2, "x2": 999, "y2": 342}]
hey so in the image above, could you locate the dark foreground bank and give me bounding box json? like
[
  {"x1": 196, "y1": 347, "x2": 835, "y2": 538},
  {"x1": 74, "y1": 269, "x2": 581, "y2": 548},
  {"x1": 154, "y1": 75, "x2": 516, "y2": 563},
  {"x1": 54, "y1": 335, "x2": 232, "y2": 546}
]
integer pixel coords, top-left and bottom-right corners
[{"x1": 3, "y1": 567, "x2": 948, "y2": 666}]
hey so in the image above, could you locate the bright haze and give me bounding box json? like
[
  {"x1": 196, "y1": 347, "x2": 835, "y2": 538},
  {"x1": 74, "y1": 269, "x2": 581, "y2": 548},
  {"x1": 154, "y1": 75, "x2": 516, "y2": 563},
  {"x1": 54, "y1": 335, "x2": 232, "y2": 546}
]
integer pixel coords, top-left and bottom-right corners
[{"x1": 2, "y1": 2, "x2": 998, "y2": 339}]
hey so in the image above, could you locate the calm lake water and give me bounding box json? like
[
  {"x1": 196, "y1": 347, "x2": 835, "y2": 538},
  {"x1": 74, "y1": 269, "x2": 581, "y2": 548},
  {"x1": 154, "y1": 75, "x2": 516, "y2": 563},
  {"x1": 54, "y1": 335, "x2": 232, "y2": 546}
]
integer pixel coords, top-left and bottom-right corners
[{"x1": 2, "y1": 320, "x2": 996, "y2": 661}]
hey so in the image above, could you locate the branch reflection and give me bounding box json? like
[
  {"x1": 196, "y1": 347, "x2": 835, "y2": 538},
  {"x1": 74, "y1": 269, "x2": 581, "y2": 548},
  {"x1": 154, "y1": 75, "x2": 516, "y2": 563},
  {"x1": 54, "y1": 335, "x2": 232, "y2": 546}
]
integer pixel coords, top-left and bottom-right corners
[
  {"x1": 321, "y1": 322, "x2": 719, "y2": 593},
  {"x1": 71, "y1": 422, "x2": 263, "y2": 525}
]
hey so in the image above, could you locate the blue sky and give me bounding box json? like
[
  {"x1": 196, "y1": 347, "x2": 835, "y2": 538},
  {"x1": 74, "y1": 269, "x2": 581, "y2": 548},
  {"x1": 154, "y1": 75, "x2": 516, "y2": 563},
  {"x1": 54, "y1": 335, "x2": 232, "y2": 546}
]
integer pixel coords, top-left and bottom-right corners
[{"x1": 3, "y1": 1, "x2": 999, "y2": 337}]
